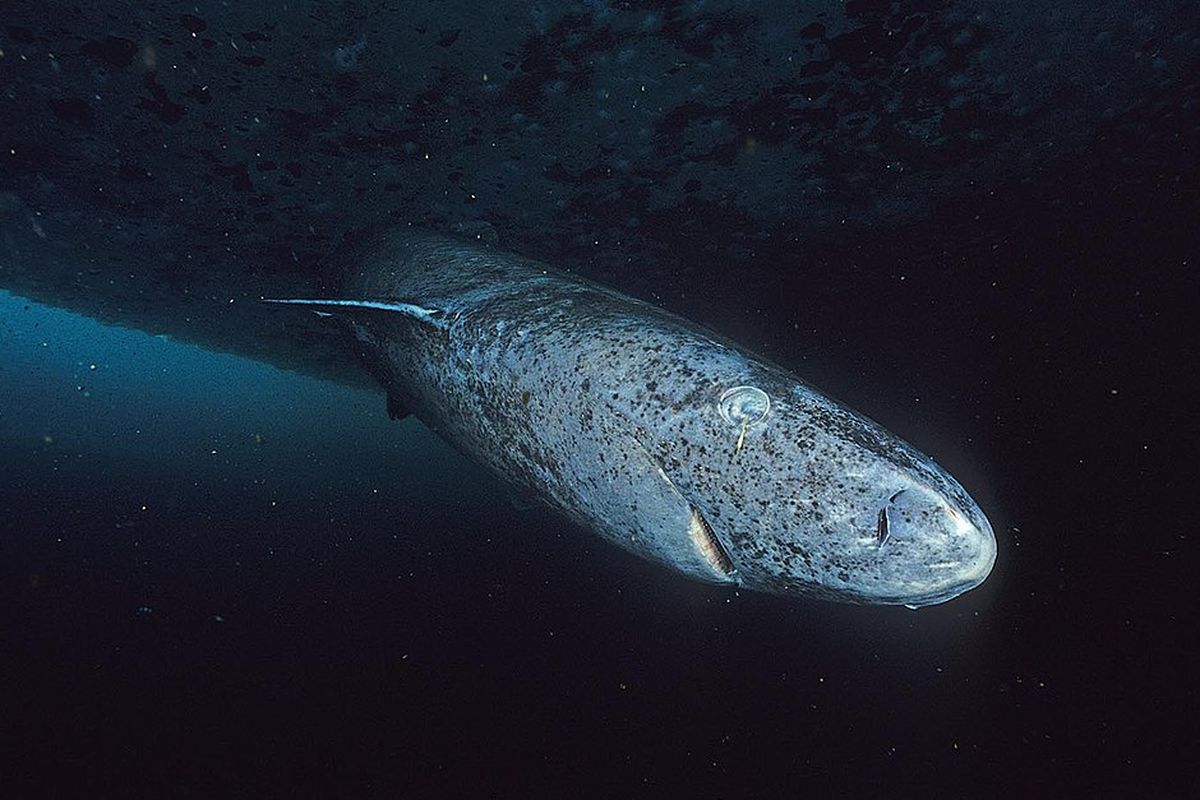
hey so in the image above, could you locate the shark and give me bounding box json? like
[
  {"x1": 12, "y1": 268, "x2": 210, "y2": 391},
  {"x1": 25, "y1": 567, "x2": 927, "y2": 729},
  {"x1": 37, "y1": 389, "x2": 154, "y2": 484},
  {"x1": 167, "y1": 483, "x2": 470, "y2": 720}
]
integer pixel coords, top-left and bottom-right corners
[{"x1": 266, "y1": 230, "x2": 996, "y2": 606}]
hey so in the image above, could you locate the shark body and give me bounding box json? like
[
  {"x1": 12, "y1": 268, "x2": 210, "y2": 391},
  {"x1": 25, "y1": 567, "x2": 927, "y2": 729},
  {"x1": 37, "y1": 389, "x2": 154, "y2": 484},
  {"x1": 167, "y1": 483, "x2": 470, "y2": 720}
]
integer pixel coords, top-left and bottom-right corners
[{"x1": 268, "y1": 231, "x2": 996, "y2": 606}]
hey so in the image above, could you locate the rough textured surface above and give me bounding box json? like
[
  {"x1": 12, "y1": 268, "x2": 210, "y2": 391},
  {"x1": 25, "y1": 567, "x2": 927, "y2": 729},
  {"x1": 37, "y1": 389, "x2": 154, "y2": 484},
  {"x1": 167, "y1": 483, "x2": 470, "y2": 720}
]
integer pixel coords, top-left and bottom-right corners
[{"x1": 0, "y1": 0, "x2": 1195, "y2": 384}]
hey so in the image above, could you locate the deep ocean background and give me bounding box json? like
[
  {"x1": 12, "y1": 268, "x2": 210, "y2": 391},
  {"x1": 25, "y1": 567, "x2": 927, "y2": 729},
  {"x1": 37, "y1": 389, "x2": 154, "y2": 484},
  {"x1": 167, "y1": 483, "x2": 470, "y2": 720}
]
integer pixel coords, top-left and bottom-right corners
[{"x1": 1, "y1": 0, "x2": 1197, "y2": 797}]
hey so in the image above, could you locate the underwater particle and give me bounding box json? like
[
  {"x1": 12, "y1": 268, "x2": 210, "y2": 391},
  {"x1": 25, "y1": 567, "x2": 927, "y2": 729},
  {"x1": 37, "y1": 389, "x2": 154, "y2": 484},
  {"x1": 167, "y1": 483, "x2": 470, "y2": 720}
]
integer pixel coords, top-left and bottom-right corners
[{"x1": 332, "y1": 37, "x2": 367, "y2": 70}]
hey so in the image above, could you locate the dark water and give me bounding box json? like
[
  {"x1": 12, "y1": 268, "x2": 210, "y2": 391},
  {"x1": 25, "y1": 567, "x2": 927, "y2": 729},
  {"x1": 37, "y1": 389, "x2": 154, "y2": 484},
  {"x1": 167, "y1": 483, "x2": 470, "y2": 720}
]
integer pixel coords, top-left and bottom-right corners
[
  {"x1": 1, "y1": 1, "x2": 1197, "y2": 797},
  {"x1": 3, "y1": 194, "x2": 1195, "y2": 796}
]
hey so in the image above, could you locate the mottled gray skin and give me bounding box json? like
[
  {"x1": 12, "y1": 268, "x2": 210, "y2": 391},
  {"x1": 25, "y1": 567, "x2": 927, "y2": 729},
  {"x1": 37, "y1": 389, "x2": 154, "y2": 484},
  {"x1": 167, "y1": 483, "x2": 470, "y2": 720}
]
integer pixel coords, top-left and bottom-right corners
[{"x1": 280, "y1": 231, "x2": 996, "y2": 606}]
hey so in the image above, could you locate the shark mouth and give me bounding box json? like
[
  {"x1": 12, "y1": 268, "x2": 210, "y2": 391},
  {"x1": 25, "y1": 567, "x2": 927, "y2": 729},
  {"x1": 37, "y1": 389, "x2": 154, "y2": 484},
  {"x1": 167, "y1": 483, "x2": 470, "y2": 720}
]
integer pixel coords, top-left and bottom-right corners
[{"x1": 688, "y1": 507, "x2": 736, "y2": 578}]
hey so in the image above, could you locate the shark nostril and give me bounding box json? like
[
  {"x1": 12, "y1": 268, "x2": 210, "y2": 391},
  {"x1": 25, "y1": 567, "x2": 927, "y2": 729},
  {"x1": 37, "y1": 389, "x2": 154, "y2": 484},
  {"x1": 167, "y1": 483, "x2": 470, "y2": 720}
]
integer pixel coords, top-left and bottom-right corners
[
  {"x1": 876, "y1": 507, "x2": 890, "y2": 546},
  {"x1": 878, "y1": 491, "x2": 912, "y2": 546},
  {"x1": 875, "y1": 490, "x2": 909, "y2": 547}
]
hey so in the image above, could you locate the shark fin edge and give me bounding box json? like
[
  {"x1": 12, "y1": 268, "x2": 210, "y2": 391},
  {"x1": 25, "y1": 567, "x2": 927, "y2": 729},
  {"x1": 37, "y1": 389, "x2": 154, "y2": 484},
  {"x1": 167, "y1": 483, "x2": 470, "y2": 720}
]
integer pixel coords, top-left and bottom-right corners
[{"x1": 262, "y1": 297, "x2": 445, "y2": 323}]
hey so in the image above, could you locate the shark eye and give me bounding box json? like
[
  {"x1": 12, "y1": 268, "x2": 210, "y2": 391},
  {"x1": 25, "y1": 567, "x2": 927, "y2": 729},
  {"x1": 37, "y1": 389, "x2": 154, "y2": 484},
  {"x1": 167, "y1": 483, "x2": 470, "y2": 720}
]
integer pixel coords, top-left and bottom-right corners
[{"x1": 718, "y1": 386, "x2": 770, "y2": 427}]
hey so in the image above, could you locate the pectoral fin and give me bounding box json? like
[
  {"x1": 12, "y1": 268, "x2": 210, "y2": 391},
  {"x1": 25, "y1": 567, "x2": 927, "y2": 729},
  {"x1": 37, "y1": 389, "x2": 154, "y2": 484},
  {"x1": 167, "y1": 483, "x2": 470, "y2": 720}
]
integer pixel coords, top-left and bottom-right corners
[
  {"x1": 386, "y1": 392, "x2": 410, "y2": 421},
  {"x1": 600, "y1": 435, "x2": 736, "y2": 583},
  {"x1": 262, "y1": 297, "x2": 447, "y2": 326},
  {"x1": 687, "y1": 506, "x2": 735, "y2": 577}
]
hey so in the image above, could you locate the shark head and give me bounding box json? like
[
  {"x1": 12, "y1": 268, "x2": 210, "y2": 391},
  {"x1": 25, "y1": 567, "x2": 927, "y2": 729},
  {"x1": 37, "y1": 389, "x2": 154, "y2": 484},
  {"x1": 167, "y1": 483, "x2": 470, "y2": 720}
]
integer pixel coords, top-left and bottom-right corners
[{"x1": 629, "y1": 357, "x2": 996, "y2": 608}]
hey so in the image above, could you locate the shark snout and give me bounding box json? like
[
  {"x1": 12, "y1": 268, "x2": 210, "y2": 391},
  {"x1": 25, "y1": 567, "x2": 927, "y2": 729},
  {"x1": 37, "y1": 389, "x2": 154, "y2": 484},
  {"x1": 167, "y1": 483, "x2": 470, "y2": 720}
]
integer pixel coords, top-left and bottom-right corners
[{"x1": 875, "y1": 487, "x2": 997, "y2": 607}]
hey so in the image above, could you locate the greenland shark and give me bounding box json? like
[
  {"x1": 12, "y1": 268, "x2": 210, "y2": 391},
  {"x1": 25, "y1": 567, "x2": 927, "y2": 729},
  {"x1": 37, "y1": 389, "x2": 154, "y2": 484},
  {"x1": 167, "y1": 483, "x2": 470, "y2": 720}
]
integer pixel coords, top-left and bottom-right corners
[{"x1": 267, "y1": 231, "x2": 996, "y2": 606}]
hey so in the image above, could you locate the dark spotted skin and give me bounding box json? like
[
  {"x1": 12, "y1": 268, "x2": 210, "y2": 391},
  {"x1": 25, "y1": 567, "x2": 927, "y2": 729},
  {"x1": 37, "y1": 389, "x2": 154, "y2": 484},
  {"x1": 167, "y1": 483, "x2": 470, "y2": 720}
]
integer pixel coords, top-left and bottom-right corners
[{"x1": 330, "y1": 231, "x2": 995, "y2": 605}]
